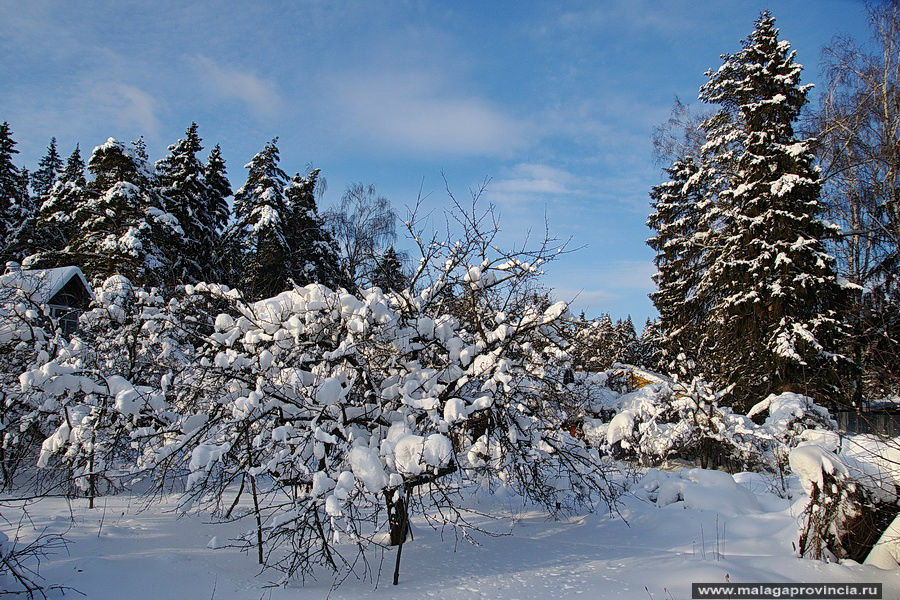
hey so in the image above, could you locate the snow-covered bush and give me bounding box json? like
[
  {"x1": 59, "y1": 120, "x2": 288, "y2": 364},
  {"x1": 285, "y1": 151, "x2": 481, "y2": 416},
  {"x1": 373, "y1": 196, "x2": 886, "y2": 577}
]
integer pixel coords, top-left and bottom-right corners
[
  {"x1": 0, "y1": 274, "x2": 70, "y2": 490},
  {"x1": 20, "y1": 276, "x2": 188, "y2": 503},
  {"x1": 587, "y1": 376, "x2": 764, "y2": 472},
  {"x1": 790, "y1": 431, "x2": 900, "y2": 563},
  {"x1": 635, "y1": 467, "x2": 761, "y2": 515},
  {"x1": 747, "y1": 392, "x2": 837, "y2": 447},
  {"x1": 124, "y1": 200, "x2": 623, "y2": 583},
  {"x1": 578, "y1": 372, "x2": 843, "y2": 483},
  {"x1": 0, "y1": 198, "x2": 626, "y2": 585},
  {"x1": 746, "y1": 392, "x2": 837, "y2": 487}
]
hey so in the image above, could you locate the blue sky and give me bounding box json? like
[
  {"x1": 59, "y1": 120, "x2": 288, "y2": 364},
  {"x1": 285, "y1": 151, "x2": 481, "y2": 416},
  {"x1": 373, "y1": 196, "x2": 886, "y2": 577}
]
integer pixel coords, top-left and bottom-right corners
[{"x1": 0, "y1": 1, "x2": 871, "y2": 325}]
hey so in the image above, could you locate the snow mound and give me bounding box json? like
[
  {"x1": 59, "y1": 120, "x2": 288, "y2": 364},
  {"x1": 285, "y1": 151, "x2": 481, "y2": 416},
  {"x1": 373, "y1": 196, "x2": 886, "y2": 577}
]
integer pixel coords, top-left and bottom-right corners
[{"x1": 637, "y1": 468, "x2": 762, "y2": 515}]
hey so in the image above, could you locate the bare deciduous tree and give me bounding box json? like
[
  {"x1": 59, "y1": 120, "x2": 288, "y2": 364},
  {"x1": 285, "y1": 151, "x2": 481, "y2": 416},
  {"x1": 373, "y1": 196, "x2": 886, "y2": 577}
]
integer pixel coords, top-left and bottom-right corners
[
  {"x1": 811, "y1": 2, "x2": 900, "y2": 400},
  {"x1": 324, "y1": 183, "x2": 398, "y2": 289}
]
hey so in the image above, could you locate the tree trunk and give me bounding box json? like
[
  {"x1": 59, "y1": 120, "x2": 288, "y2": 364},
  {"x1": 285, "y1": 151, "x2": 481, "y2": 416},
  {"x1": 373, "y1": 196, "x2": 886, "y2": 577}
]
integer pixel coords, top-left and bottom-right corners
[
  {"x1": 244, "y1": 431, "x2": 263, "y2": 565},
  {"x1": 88, "y1": 429, "x2": 96, "y2": 509},
  {"x1": 385, "y1": 488, "x2": 411, "y2": 585}
]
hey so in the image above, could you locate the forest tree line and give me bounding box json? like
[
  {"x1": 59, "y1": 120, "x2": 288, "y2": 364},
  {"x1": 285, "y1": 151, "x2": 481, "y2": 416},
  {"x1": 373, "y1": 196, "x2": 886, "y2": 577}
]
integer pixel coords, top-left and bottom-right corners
[{"x1": 0, "y1": 125, "x2": 406, "y2": 301}]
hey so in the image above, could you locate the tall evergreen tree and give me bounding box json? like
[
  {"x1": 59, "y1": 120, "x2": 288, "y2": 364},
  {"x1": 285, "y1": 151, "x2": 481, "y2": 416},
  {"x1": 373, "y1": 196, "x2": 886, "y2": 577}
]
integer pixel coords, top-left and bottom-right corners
[
  {"x1": 131, "y1": 137, "x2": 149, "y2": 162},
  {"x1": 226, "y1": 138, "x2": 292, "y2": 299},
  {"x1": 615, "y1": 316, "x2": 639, "y2": 365},
  {"x1": 156, "y1": 123, "x2": 214, "y2": 284},
  {"x1": 28, "y1": 145, "x2": 90, "y2": 264},
  {"x1": 203, "y1": 144, "x2": 232, "y2": 283},
  {"x1": 0, "y1": 123, "x2": 34, "y2": 262},
  {"x1": 31, "y1": 137, "x2": 62, "y2": 199},
  {"x1": 67, "y1": 138, "x2": 180, "y2": 287},
  {"x1": 696, "y1": 12, "x2": 848, "y2": 407},
  {"x1": 60, "y1": 144, "x2": 86, "y2": 185},
  {"x1": 284, "y1": 168, "x2": 346, "y2": 289},
  {"x1": 637, "y1": 318, "x2": 664, "y2": 372},
  {"x1": 0, "y1": 122, "x2": 23, "y2": 256},
  {"x1": 571, "y1": 313, "x2": 620, "y2": 372},
  {"x1": 204, "y1": 144, "x2": 232, "y2": 233},
  {"x1": 649, "y1": 98, "x2": 744, "y2": 380},
  {"x1": 371, "y1": 245, "x2": 407, "y2": 292},
  {"x1": 647, "y1": 156, "x2": 709, "y2": 372}
]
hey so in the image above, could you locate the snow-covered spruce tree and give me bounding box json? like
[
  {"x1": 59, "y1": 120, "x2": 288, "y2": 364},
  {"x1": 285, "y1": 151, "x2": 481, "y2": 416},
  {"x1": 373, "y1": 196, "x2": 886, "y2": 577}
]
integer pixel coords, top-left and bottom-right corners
[
  {"x1": 67, "y1": 138, "x2": 181, "y2": 288},
  {"x1": 371, "y1": 246, "x2": 407, "y2": 293},
  {"x1": 156, "y1": 123, "x2": 218, "y2": 285},
  {"x1": 0, "y1": 122, "x2": 23, "y2": 246},
  {"x1": 60, "y1": 144, "x2": 86, "y2": 186},
  {"x1": 30, "y1": 138, "x2": 62, "y2": 200},
  {"x1": 28, "y1": 146, "x2": 91, "y2": 264},
  {"x1": 614, "y1": 316, "x2": 640, "y2": 365},
  {"x1": 203, "y1": 144, "x2": 233, "y2": 282},
  {"x1": 697, "y1": 12, "x2": 849, "y2": 409},
  {"x1": 130, "y1": 137, "x2": 148, "y2": 162},
  {"x1": 147, "y1": 198, "x2": 619, "y2": 585},
  {"x1": 649, "y1": 94, "x2": 746, "y2": 381},
  {"x1": 570, "y1": 313, "x2": 619, "y2": 372},
  {"x1": 225, "y1": 139, "x2": 293, "y2": 300},
  {"x1": 283, "y1": 168, "x2": 347, "y2": 290},
  {"x1": 204, "y1": 144, "x2": 231, "y2": 232},
  {"x1": 635, "y1": 318, "x2": 664, "y2": 372},
  {"x1": 593, "y1": 314, "x2": 621, "y2": 366},
  {"x1": 647, "y1": 156, "x2": 712, "y2": 373},
  {"x1": 0, "y1": 122, "x2": 35, "y2": 263}
]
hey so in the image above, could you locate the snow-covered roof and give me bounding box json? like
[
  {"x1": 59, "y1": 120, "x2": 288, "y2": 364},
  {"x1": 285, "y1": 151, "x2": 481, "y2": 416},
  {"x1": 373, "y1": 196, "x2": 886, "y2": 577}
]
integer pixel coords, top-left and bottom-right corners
[
  {"x1": 609, "y1": 364, "x2": 671, "y2": 388},
  {"x1": 0, "y1": 266, "x2": 94, "y2": 305}
]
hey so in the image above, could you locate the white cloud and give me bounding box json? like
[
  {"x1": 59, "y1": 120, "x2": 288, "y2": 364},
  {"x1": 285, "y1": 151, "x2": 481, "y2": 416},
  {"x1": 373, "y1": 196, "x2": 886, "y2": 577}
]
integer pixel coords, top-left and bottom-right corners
[
  {"x1": 490, "y1": 163, "x2": 582, "y2": 196},
  {"x1": 328, "y1": 70, "x2": 528, "y2": 156},
  {"x1": 485, "y1": 162, "x2": 599, "y2": 208},
  {"x1": 87, "y1": 83, "x2": 163, "y2": 139},
  {"x1": 193, "y1": 55, "x2": 284, "y2": 118}
]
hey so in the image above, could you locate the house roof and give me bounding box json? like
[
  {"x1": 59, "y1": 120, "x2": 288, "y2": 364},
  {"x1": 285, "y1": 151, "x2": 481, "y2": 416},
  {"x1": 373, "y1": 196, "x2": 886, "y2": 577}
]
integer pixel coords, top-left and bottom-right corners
[{"x1": 0, "y1": 266, "x2": 94, "y2": 305}]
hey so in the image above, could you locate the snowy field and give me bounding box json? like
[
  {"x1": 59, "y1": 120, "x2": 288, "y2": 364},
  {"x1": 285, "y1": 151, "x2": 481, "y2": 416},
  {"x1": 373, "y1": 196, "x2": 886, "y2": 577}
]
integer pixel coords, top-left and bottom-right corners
[{"x1": 4, "y1": 469, "x2": 898, "y2": 599}]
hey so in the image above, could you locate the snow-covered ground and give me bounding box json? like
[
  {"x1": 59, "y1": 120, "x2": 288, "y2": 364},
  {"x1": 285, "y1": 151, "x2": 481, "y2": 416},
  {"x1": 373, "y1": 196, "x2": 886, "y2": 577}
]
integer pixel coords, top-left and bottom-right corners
[{"x1": 4, "y1": 469, "x2": 897, "y2": 599}]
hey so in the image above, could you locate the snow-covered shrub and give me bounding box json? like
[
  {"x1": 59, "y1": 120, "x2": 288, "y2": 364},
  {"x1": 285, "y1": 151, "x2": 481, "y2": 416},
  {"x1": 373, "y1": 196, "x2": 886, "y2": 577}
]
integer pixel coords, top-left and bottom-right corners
[
  {"x1": 161, "y1": 285, "x2": 603, "y2": 579},
  {"x1": 588, "y1": 376, "x2": 763, "y2": 472},
  {"x1": 580, "y1": 372, "x2": 842, "y2": 481},
  {"x1": 0, "y1": 275, "x2": 70, "y2": 490},
  {"x1": 790, "y1": 432, "x2": 900, "y2": 563},
  {"x1": 1, "y1": 200, "x2": 626, "y2": 586},
  {"x1": 747, "y1": 392, "x2": 837, "y2": 486},
  {"x1": 20, "y1": 276, "x2": 188, "y2": 503},
  {"x1": 127, "y1": 200, "x2": 622, "y2": 583},
  {"x1": 747, "y1": 392, "x2": 837, "y2": 447}
]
